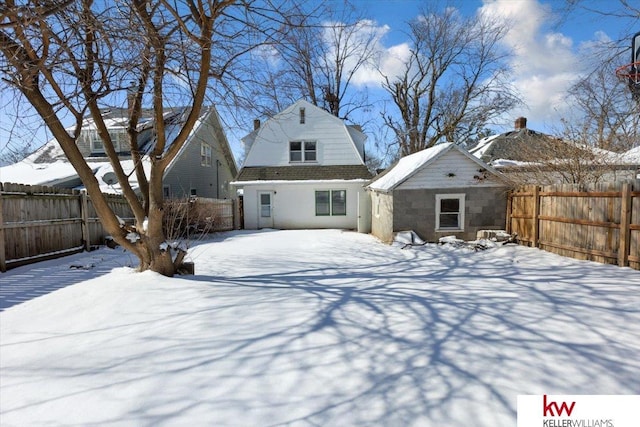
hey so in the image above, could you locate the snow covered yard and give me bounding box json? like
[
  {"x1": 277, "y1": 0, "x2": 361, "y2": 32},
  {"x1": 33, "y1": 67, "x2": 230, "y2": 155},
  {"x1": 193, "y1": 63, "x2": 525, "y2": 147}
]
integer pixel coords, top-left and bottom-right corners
[{"x1": 1, "y1": 229, "x2": 639, "y2": 426}]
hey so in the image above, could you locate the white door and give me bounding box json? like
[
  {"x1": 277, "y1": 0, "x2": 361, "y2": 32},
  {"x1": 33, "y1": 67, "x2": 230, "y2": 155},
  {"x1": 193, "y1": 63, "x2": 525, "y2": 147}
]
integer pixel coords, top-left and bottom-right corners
[{"x1": 258, "y1": 191, "x2": 274, "y2": 228}]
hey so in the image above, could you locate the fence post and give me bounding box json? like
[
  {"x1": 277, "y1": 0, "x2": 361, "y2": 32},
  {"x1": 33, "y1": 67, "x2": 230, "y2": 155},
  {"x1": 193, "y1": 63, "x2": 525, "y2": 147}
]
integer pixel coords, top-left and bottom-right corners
[
  {"x1": 0, "y1": 184, "x2": 6, "y2": 272},
  {"x1": 506, "y1": 191, "x2": 512, "y2": 234},
  {"x1": 81, "y1": 190, "x2": 91, "y2": 251},
  {"x1": 532, "y1": 185, "x2": 540, "y2": 248},
  {"x1": 618, "y1": 182, "x2": 631, "y2": 267}
]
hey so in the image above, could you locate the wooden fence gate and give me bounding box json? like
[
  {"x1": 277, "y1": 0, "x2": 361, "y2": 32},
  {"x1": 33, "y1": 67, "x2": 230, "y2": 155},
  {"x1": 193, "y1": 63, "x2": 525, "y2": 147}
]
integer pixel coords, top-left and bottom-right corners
[{"x1": 507, "y1": 182, "x2": 639, "y2": 270}]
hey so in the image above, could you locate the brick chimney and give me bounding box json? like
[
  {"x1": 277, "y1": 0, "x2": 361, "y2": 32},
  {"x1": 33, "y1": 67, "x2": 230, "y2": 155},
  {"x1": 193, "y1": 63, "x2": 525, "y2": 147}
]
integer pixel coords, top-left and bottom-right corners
[
  {"x1": 514, "y1": 117, "x2": 527, "y2": 130},
  {"x1": 253, "y1": 119, "x2": 261, "y2": 130}
]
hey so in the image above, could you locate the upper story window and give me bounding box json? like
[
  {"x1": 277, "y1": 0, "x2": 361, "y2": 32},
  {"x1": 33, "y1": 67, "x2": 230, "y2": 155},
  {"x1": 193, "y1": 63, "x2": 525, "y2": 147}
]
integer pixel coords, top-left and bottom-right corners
[
  {"x1": 290, "y1": 141, "x2": 316, "y2": 162},
  {"x1": 299, "y1": 107, "x2": 306, "y2": 124},
  {"x1": 86, "y1": 129, "x2": 126, "y2": 153},
  {"x1": 201, "y1": 143, "x2": 212, "y2": 167}
]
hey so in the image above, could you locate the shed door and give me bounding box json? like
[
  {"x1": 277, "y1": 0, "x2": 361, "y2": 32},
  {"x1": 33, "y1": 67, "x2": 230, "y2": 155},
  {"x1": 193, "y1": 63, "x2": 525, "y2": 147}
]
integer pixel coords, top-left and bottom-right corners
[{"x1": 258, "y1": 191, "x2": 274, "y2": 229}]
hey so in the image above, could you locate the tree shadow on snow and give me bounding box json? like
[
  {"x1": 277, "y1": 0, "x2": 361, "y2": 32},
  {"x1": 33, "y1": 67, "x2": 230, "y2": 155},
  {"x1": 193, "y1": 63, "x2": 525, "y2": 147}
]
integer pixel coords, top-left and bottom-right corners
[{"x1": 168, "y1": 244, "x2": 640, "y2": 426}]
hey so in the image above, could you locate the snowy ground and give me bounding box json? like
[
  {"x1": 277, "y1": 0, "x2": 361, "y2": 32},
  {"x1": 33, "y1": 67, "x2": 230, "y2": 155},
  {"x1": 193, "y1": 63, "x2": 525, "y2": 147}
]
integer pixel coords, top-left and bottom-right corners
[{"x1": 1, "y1": 229, "x2": 639, "y2": 426}]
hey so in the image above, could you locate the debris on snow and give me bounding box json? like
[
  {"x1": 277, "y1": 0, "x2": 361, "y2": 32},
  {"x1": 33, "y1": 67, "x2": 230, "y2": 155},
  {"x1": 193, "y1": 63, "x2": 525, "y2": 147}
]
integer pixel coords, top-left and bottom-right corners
[
  {"x1": 394, "y1": 230, "x2": 426, "y2": 249},
  {"x1": 439, "y1": 236, "x2": 493, "y2": 252}
]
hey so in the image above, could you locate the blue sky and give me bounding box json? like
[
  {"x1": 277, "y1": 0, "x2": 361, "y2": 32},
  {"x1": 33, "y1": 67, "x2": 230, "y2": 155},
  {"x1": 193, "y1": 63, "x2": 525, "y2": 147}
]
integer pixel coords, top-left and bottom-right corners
[
  {"x1": 343, "y1": 0, "x2": 637, "y2": 134},
  {"x1": 0, "y1": 0, "x2": 638, "y2": 165}
]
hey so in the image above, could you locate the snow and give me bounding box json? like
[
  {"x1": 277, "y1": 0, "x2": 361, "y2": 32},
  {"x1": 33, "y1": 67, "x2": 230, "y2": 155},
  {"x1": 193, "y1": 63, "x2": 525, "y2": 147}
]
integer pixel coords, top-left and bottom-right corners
[
  {"x1": 1, "y1": 229, "x2": 639, "y2": 426},
  {"x1": 624, "y1": 145, "x2": 640, "y2": 163},
  {"x1": 368, "y1": 143, "x2": 453, "y2": 191},
  {"x1": 469, "y1": 133, "x2": 500, "y2": 158}
]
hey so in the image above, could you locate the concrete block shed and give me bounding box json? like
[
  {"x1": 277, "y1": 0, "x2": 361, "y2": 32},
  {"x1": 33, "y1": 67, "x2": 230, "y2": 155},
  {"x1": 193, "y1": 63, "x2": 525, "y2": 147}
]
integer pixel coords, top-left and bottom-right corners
[{"x1": 367, "y1": 143, "x2": 508, "y2": 243}]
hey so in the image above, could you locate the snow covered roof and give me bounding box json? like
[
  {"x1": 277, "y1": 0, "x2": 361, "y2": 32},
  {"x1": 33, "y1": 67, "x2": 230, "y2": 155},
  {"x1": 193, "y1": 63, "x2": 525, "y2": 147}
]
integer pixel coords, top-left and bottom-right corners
[
  {"x1": 367, "y1": 143, "x2": 498, "y2": 192},
  {"x1": 623, "y1": 146, "x2": 640, "y2": 163},
  {"x1": 0, "y1": 106, "x2": 235, "y2": 193},
  {"x1": 469, "y1": 126, "x2": 632, "y2": 167}
]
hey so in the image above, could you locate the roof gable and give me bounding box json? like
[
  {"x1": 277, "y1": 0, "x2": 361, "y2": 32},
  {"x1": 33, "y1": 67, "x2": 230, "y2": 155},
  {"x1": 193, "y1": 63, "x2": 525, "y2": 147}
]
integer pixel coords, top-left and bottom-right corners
[
  {"x1": 368, "y1": 143, "x2": 501, "y2": 192},
  {"x1": 242, "y1": 99, "x2": 366, "y2": 167}
]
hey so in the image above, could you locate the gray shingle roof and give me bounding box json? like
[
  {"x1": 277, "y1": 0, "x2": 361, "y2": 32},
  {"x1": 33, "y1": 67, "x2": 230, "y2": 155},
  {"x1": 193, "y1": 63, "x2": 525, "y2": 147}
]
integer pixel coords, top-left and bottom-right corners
[{"x1": 235, "y1": 165, "x2": 372, "y2": 181}]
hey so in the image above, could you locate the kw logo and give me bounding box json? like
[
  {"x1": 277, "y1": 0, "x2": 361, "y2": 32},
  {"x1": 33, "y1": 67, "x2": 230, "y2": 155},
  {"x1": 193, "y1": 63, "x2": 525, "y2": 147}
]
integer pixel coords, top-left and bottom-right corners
[{"x1": 543, "y1": 395, "x2": 576, "y2": 417}]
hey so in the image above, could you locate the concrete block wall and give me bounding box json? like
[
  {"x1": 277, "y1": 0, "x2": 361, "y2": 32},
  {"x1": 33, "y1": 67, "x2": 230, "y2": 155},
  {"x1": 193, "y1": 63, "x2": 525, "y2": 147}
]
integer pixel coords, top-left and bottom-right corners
[{"x1": 392, "y1": 186, "x2": 507, "y2": 242}]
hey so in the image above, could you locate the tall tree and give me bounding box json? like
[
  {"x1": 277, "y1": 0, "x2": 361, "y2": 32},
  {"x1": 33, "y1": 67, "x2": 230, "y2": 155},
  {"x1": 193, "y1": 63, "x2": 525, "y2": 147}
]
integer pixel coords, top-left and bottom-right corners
[
  {"x1": 381, "y1": 5, "x2": 519, "y2": 157},
  {"x1": 241, "y1": 2, "x2": 380, "y2": 121},
  {"x1": 0, "y1": 0, "x2": 290, "y2": 276}
]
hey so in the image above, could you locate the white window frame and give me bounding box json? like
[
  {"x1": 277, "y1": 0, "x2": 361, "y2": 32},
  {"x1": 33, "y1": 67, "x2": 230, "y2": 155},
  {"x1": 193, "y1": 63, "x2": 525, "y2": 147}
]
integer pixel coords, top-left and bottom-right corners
[
  {"x1": 290, "y1": 141, "x2": 317, "y2": 163},
  {"x1": 87, "y1": 129, "x2": 126, "y2": 153},
  {"x1": 315, "y1": 189, "x2": 346, "y2": 216},
  {"x1": 435, "y1": 193, "x2": 465, "y2": 231},
  {"x1": 201, "y1": 143, "x2": 212, "y2": 167}
]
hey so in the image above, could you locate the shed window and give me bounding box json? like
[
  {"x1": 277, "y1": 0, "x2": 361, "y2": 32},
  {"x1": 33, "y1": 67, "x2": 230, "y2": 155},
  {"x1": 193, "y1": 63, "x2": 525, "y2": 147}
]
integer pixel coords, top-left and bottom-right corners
[{"x1": 436, "y1": 194, "x2": 465, "y2": 231}]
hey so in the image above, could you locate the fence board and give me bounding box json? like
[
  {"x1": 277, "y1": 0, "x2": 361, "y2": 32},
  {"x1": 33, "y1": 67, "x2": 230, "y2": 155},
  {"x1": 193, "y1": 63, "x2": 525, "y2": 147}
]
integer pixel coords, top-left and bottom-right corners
[
  {"x1": 1, "y1": 185, "x2": 237, "y2": 272},
  {"x1": 508, "y1": 181, "x2": 639, "y2": 270},
  {"x1": 0, "y1": 183, "x2": 134, "y2": 271}
]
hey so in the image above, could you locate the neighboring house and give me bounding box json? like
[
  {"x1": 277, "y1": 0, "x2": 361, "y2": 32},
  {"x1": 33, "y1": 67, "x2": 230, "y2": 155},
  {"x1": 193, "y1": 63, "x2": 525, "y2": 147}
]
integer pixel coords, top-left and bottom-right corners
[
  {"x1": 231, "y1": 99, "x2": 373, "y2": 230},
  {"x1": 0, "y1": 106, "x2": 237, "y2": 199},
  {"x1": 469, "y1": 117, "x2": 636, "y2": 184},
  {"x1": 367, "y1": 143, "x2": 507, "y2": 243}
]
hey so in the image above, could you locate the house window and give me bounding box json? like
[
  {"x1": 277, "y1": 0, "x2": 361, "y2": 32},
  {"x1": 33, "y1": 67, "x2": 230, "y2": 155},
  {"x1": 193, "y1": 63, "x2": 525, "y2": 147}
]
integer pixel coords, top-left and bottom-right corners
[
  {"x1": 300, "y1": 107, "x2": 306, "y2": 124},
  {"x1": 290, "y1": 141, "x2": 317, "y2": 162},
  {"x1": 201, "y1": 143, "x2": 212, "y2": 167},
  {"x1": 315, "y1": 190, "x2": 346, "y2": 216},
  {"x1": 435, "y1": 194, "x2": 465, "y2": 231},
  {"x1": 87, "y1": 129, "x2": 125, "y2": 153},
  {"x1": 163, "y1": 185, "x2": 171, "y2": 199},
  {"x1": 190, "y1": 188, "x2": 197, "y2": 197}
]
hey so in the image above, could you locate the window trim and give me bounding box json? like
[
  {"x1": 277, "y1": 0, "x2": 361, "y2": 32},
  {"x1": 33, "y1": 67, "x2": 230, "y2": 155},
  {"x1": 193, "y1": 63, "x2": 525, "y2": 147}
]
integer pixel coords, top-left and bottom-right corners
[
  {"x1": 87, "y1": 129, "x2": 125, "y2": 153},
  {"x1": 315, "y1": 189, "x2": 346, "y2": 216},
  {"x1": 435, "y1": 193, "x2": 465, "y2": 231},
  {"x1": 201, "y1": 143, "x2": 212, "y2": 167},
  {"x1": 290, "y1": 140, "x2": 317, "y2": 163}
]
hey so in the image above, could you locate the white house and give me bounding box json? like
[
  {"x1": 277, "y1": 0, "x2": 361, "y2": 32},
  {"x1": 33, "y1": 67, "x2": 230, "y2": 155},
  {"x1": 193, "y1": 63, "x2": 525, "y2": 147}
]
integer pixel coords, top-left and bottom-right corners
[{"x1": 231, "y1": 99, "x2": 373, "y2": 230}]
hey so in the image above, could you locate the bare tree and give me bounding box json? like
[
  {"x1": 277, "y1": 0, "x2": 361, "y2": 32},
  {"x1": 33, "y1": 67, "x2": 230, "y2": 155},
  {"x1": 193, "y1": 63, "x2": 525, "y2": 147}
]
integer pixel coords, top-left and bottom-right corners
[
  {"x1": 240, "y1": 2, "x2": 380, "y2": 122},
  {"x1": 566, "y1": 62, "x2": 640, "y2": 152},
  {"x1": 0, "y1": 0, "x2": 290, "y2": 276},
  {"x1": 381, "y1": 5, "x2": 519, "y2": 157}
]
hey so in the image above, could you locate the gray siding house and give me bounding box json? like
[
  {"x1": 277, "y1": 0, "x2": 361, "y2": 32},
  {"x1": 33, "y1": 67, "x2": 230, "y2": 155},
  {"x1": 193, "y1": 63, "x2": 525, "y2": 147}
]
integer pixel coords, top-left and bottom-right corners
[
  {"x1": 367, "y1": 143, "x2": 508, "y2": 243},
  {"x1": 0, "y1": 106, "x2": 237, "y2": 199}
]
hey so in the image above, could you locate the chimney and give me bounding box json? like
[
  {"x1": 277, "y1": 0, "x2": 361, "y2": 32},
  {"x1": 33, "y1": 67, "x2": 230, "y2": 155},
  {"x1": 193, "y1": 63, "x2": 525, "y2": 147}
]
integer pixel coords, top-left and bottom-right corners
[
  {"x1": 253, "y1": 119, "x2": 261, "y2": 130},
  {"x1": 514, "y1": 117, "x2": 527, "y2": 130}
]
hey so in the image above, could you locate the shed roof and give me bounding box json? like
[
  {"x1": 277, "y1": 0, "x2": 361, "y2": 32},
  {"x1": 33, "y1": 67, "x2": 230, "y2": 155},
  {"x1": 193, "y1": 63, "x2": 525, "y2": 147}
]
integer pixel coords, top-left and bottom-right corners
[{"x1": 367, "y1": 143, "x2": 498, "y2": 192}]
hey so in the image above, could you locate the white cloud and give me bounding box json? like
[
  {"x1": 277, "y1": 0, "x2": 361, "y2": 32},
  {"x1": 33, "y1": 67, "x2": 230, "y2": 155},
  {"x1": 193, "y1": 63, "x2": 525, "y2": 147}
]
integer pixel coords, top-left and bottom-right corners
[
  {"x1": 478, "y1": 0, "x2": 582, "y2": 124},
  {"x1": 320, "y1": 19, "x2": 411, "y2": 88}
]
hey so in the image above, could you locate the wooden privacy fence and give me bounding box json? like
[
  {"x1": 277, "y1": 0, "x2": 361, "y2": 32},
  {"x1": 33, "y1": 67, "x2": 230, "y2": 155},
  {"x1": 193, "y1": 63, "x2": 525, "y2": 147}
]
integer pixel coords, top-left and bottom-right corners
[
  {"x1": 507, "y1": 181, "x2": 639, "y2": 270},
  {"x1": 0, "y1": 183, "x2": 134, "y2": 272},
  {"x1": 0, "y1": 183, "x2": 236, "y2": 272}
]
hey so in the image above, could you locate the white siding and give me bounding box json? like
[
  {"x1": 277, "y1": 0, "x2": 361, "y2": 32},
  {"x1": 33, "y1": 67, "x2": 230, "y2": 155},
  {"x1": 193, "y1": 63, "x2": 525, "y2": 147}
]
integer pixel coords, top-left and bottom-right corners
[
  {"x1": 397, "y1": 149, "x2": 504, "y2": 190},
  {"x1": 240, "y1": 181, "x2": 366, "y2": 230},
  {"x1": 243, "y1": 100, "x2": 364, "y2": 167}
]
